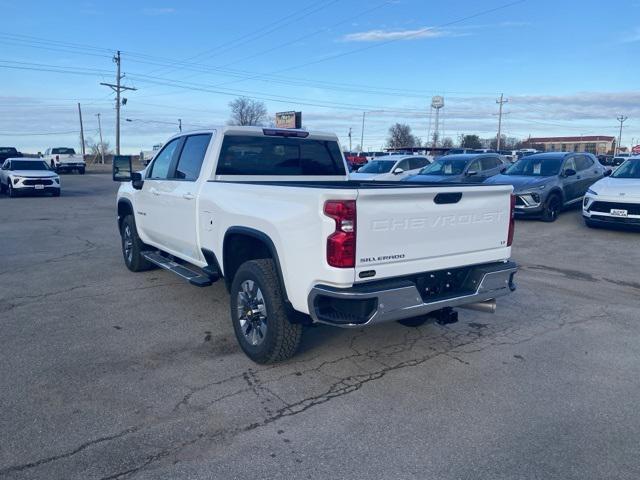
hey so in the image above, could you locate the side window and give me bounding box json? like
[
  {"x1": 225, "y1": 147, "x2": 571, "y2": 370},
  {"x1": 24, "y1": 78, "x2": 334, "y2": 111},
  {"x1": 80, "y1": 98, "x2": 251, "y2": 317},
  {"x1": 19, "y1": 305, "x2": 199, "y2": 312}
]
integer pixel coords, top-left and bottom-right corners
[
  {"x1": 148, "y1": 138, "x2": 181, "y2": 180},
  {"x1": 576, "y1": 155, "x2": 594, "y2": 171},
  {"x1": 409, "y1": 157, "x2": 429, "y2": 169},
  {"x1": 480, "y1": 157, "x2": 498, "y2": 170},
  {"x1": 468, "y1": 159, "x2": 481, "y2": 172},
  {"x1": 564, "y1": 157, "x2": 577, "y2": 172},
  {"x1": 173, "y1": 134, "x2": 212, "y2": 181},
  {"x1": 395, "y1": 159, "x2": 410, "y2": 171}
]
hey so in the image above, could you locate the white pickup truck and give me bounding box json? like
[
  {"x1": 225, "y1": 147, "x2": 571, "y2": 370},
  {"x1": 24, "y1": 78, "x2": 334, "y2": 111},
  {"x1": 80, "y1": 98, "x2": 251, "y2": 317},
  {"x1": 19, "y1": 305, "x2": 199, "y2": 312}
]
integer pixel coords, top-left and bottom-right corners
[
  {"x1": 42, "y1": 147, "x2": 86, "y2": 174},
  {"x1": 113, "y1": 126, "x2": 517, "y2": 363}
]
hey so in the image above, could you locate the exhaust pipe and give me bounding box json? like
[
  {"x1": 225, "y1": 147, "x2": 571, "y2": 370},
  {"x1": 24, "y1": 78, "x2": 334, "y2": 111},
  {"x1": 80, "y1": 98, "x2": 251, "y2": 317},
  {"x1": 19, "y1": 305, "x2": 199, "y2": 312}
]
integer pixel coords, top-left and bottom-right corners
[{"x1": 459, "y1": 299, "x2": 496, "y2": 314}]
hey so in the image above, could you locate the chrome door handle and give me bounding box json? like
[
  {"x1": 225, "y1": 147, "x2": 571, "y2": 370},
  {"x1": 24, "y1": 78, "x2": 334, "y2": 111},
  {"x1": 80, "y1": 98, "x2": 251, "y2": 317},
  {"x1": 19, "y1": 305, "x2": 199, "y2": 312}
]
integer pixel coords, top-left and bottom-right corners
[{"x1": 182, "y1": 193, "x2": 196, "y2": 200}]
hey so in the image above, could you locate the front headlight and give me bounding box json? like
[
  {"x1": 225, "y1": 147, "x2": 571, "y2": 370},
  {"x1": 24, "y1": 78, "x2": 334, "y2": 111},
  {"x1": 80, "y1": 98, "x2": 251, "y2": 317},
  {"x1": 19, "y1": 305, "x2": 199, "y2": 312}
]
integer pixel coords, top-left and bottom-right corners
[
  {"x1": 12, "y1": 176, "x2": 22, "y2": 185},
  {"x1": 587, "y1": 188, "x2": 598, "y2": 196}
]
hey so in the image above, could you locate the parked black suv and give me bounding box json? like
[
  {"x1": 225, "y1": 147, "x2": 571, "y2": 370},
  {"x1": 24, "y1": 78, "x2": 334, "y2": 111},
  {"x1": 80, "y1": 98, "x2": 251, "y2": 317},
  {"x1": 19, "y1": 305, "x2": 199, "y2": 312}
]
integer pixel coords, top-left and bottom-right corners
[{"x1": 0, "y1": 147, "x2": 22, "y2": 163}]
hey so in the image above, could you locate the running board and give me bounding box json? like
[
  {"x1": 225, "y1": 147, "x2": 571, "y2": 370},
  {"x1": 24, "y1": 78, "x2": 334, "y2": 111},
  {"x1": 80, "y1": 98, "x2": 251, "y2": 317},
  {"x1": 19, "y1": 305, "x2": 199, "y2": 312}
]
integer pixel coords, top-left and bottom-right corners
[{"x1": 142, "y1": 251, "x2": 213, "y2": 287}]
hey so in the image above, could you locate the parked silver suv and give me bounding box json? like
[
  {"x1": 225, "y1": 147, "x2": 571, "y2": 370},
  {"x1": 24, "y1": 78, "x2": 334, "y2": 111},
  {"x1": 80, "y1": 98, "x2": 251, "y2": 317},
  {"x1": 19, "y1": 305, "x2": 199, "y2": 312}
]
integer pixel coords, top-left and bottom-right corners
[{"x1": 484, "y1": 152, "x2": 608, "y2": 222}]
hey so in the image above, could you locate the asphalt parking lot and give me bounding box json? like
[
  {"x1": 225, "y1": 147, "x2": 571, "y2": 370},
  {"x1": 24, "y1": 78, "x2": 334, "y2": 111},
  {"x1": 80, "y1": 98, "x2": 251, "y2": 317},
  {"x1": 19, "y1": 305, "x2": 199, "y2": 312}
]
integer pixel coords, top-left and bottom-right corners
[{"x1": 1, "y1": 174, "x2": 639, "y2": 480}]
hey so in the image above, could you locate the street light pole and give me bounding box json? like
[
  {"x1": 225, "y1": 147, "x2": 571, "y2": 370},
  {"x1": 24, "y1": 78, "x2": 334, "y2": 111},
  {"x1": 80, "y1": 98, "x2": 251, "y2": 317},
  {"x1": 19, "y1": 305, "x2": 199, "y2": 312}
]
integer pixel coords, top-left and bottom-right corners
[
  {"x1": 616, "y1": 115, "x2": 628, "y2": 155},
  {"x1": 360, "y1": 112, "x2": 365, "y2": 152}
]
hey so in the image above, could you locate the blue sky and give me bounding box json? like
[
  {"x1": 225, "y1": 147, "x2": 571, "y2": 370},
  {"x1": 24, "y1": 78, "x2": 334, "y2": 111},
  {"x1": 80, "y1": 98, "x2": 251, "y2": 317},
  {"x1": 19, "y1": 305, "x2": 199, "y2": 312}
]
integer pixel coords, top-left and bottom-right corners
[{"x1": 1, "y1": 0, "x2": 639, "y2": 153}]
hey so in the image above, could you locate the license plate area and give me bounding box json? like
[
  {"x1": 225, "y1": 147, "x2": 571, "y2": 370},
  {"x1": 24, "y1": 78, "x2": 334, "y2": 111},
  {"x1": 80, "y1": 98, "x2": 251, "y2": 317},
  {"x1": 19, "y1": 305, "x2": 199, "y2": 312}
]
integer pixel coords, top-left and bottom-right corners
[
  {"x1": 415, "y1": 266, "x2": 474, "y2": 302},
  {"x1": 34, "y1": 184, "x2": 45, "y2": 190},
  {"x1": 610, "y1": 208, "x2": 628, "y2": 217}
]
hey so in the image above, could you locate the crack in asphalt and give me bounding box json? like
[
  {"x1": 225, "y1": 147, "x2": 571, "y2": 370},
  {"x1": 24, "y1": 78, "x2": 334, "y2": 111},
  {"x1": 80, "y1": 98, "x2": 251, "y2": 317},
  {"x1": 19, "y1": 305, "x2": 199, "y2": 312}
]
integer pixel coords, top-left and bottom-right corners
[{"x1": 0, "y1": 426, "x2": 142, "y2": 476}]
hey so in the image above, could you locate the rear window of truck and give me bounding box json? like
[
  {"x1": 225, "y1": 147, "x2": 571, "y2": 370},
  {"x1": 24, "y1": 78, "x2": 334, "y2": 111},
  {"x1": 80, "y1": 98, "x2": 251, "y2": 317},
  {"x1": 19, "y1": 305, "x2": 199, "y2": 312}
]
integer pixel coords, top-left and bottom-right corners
[{"x1": 216, "y1": 135, "x2": 346, "y2": 176}]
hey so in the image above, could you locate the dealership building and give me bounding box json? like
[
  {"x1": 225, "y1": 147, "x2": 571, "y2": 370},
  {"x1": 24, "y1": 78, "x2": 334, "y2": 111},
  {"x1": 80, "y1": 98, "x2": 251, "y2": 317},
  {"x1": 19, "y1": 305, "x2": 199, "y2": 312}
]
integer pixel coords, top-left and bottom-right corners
[{"x1": 525, "y1": 136, "x2": 616, "y2": 155}]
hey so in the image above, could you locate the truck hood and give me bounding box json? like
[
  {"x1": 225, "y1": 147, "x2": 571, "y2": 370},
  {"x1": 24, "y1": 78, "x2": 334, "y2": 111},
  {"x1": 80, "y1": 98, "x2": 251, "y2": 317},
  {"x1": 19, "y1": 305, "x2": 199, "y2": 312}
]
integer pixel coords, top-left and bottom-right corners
[
  {"x1": 10, "y1": 170, "x2": 58, "y2": 178},
  {"x1": 590, "y1": 176, "x2": 640, "y2": 197},
  {"x1": 484, "y1": 174, "x2": 549, "y2": 192}
]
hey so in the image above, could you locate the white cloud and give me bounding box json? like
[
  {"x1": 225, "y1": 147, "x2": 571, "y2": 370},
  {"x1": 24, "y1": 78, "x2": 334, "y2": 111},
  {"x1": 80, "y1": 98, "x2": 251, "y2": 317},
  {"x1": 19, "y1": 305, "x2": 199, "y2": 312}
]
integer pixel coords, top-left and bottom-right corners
[
  {"x1": 342, "y1": 27, "x2": 455, "y2": 42},
  {"x1": 141, "y1": 7, "x2": 175, "y2": 16}
]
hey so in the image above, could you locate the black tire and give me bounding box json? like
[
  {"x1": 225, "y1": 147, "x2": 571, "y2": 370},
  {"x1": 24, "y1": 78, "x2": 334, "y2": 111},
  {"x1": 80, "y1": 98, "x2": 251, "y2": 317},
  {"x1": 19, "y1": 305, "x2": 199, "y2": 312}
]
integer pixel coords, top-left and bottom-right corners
[
  {"x1": 79, "y1": 167, "x2": 85, "y2": 175},
  {"x1": 398, "y1": 316, "x2": 431, "y2": 327},
  {"x1": 542, "y1": 194, "x2": 561, "y2": 222},
  {"x1": 52, "y1": 189, "x2": 60, "y2": 197},
  {"x1": 230, "y1": 259, "x2": 302, "y2": 364},
  {"x1": 7, "y1": 183, "x2": 16, "y2": 198},
  {"x1": 0, "y1": 181, "x2": 5, "y2": 193},
  {"x1": 120, "y1": 215, "x2": 154, "y2": 272}
]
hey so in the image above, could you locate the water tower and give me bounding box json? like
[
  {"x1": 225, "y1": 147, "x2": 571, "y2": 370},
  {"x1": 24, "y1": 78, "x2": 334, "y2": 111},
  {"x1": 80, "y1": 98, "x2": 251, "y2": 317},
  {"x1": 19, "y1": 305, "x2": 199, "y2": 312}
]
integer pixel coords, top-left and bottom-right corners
[{"x1": 430, "y1": 96, "x2": 444, "y2": 147}]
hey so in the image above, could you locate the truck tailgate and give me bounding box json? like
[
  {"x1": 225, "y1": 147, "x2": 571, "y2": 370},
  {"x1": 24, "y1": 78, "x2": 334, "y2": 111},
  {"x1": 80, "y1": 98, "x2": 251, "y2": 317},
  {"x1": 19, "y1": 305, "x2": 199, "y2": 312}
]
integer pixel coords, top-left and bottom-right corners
[{"x1": 354, "y1": 184, "x2": 513, "y2": 281}]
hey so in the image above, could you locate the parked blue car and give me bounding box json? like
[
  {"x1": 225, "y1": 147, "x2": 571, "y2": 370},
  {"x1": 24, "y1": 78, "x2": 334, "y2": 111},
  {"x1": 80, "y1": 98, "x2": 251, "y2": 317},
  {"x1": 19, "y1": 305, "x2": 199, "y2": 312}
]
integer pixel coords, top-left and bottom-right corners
[{"x1": 403, "y1": 154, "x2": 508, "y2": 184}]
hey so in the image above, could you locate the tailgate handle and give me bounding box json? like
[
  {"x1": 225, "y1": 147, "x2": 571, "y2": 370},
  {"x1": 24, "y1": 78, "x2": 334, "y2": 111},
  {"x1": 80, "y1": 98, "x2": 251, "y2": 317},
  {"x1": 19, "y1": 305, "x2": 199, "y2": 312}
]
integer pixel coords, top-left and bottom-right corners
[{"x1": 434, "y1": 192, "x2": 462, "y2": 204}]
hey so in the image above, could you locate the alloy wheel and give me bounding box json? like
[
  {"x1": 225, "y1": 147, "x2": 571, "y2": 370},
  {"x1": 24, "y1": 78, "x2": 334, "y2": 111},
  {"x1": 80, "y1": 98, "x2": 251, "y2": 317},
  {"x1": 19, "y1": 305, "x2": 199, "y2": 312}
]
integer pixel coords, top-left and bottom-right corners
[{"x1": 236, "y1": 280, "x2": 268, "y2": 346}]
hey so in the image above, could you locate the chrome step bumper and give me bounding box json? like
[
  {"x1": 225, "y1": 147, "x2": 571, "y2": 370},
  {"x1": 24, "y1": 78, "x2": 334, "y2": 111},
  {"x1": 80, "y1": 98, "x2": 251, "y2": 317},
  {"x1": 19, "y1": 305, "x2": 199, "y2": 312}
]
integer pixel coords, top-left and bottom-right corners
[{"x1": 308, "y1": 261, "x2": 517, "y2": 327}]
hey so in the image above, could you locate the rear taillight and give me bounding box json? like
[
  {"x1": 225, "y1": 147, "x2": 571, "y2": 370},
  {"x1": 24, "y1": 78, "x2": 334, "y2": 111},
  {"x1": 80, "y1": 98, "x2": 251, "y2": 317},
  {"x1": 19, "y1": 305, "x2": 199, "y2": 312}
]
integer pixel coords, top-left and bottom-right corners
[
  {"x1": 507, "y1": 194, "x2": 515, "y2": 247},
  {"x1": 324, "y1": 200, "x2": 356, "y2": 268}
]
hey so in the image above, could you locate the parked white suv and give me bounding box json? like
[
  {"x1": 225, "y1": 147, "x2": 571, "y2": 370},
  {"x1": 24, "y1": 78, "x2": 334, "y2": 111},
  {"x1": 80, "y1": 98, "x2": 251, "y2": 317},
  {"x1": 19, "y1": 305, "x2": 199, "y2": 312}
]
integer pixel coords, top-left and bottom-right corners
[
  {"x1": 42, "y1": 147, "x2": 86, "y2": 174},
  {"x1": 350, "y1": 154, "x2": 430, "y2": 181},
  {"x1": 0, "y1": 158, "x2": 60, "y2": 197},
  {"x1": 114, "y1": 126, "x2": 517, "y2": 363}
]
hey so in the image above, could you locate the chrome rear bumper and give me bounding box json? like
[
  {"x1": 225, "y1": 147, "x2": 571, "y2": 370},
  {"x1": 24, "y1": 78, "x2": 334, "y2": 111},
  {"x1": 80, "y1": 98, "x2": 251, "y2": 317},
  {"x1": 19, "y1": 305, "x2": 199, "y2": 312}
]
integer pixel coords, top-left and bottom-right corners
[{"x1": 308, "y1": 261, "x2": 517, "y2": 327}]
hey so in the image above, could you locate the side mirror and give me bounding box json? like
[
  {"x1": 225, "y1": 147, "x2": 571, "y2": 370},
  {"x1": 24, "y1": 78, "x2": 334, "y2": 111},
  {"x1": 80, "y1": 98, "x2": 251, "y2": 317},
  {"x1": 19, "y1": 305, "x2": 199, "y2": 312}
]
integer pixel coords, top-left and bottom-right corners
[
  {"x1": 393, "y1": 167, "x2": 404, "y2": 175},
  {"x1": 113, "y1": 155, "x2": 133, "y2": 182},
  {"x1": 131, "y1": 172, "x2": 143, "y2": 190},
  {"x1": 604, "y1": 169, "x2": 612, "y2": 177},
  {"x1": 500, "y1": 167, "x2": 507, "y2": 174},
  {"x1": 563, "y1": 168, "x2": 577, "y2": 177},
  {"x1": 466, "y1": 170, "x2": 478, "y2": 176}
]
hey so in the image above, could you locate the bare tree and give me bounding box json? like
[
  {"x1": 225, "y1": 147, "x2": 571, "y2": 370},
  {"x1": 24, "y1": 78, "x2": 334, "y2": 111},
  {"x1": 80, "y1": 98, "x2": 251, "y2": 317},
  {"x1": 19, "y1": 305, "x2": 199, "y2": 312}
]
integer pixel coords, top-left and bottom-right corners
[
  {"x1": 85, "y1": 136, "x2": 112, "y2": 156},
  {"x1": 386, "y1": 123, "x2": 418, "y2": 149},
  {"x1": 228, "y1": 97, "x2": 268, "y2": 126},
  {"x1": 442, "y1": 137, "x2": 454, "y2": 148}
]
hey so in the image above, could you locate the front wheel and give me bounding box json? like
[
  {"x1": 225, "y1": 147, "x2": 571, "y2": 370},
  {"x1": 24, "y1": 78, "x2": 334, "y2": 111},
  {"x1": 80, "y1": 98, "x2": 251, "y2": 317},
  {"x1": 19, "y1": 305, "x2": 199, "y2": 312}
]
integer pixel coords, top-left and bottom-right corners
[
  {"x1": 78, "y1": 167, "x2": 85, "y2": 175},
  {"x1": 120, "y1": 215, "x2": 154, "y2": 272},
  {"x1": 230, "y1": 259, "x2": 302, "y2": 364},
  {"x1": 542, "y1": 194, "x2": 561, "y2": 222},
  {"x1": 7, "y1": 183, "x2": 16, "y2": 198}
]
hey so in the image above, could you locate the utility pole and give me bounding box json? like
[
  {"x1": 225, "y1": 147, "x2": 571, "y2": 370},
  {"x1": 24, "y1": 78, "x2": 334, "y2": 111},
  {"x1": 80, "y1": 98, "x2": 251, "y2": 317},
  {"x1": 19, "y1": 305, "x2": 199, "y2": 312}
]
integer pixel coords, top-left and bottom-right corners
[
  {"x1": 496, "y1": 93, "x2": 508, "y2": 150},
  {"x1": 360, "y1": 112, "x2": 365, "y2": 152},
  {"x1": 348, "y1": 127, "x2": 352, "y2": 151},
  {"x1": 100, "y1": 51, "x2": 136, "y2": 155},
  {"x1": 77, "y1": 102, "x2": 86, "y2": 157},
  {"x1": 178, "y1": 118, "x2": 182, "y2": 132},
  {"x1": 96, "y1": 113, "x2": 105, "y2": 164},
  {"x1": 616, "y1": 115, "x2": 628, "y2": 155}
]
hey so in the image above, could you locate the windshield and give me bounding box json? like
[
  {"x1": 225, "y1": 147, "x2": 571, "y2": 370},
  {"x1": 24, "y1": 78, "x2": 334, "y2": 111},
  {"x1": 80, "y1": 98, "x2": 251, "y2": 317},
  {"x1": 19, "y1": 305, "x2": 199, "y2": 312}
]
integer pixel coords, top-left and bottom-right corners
[
  {"x1": 505, "y1": 157, "x2": 562, "y2": 176},
  {"x1": 612, "y1": 159, "x2": 640, "y2": 179},
  {"x1": 357, "y1": 160, "x2": 396, "y2": 174},
  {"x1": 10, "y1": 160, "x2": 49, "y2": 171},
  {"x1": 52, "y1": 148, "x2": 76, "y2": 155},
  {"x1": 0, "y1": 147, "x2": 18, "y2": 154},
  {"x1": 419, "y1": 158, "x2": 468, "y2": 175}
]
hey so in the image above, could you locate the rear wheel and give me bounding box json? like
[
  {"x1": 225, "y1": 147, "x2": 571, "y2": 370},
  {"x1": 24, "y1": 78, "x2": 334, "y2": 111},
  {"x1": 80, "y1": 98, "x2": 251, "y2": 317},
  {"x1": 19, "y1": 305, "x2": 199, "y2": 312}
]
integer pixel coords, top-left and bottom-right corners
[
  {"x1": 542, "y1": 194, "x2": 561, "y2": 222},
  {"x1": 120, "y1": 215, "x2": 154, "y2": 272},
  {"x1": 230, "y1": 259, "x2": 302, "y2": 364}
]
